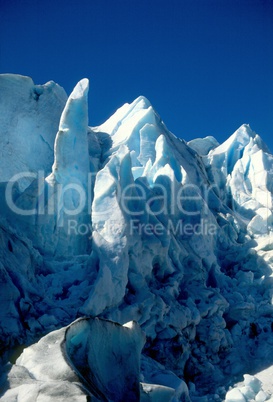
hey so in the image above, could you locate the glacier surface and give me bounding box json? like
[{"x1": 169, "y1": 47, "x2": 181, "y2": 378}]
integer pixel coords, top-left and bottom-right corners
[{"x1": 1, "y1": 74, "x2": 273, "y2": 401}]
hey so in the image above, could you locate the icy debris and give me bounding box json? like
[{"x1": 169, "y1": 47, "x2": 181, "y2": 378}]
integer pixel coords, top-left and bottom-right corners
[
  {"x1": 247, "y1": 208, "x2": 273, "y2": 236},
  {"x1": 140, "y1": 383, "x2": 175, "y2": 401},
  {"x1": 225, "y1": 374, "x2": 271, "y2": 402},
  {"x1": 225, "y1": 388, "x2": 247, "y2": 402}
]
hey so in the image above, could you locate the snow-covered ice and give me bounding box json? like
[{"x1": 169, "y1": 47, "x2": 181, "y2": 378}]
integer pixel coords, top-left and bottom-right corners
[{"x1": 1, "y1": 74, "x2": 273, "y2": 401}]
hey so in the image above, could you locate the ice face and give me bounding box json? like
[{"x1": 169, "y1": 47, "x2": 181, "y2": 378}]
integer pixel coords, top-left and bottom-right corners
[
  {"x1": 64, "y1": 317, "x2": 145, "y2": 401},
  {"x1": 2, "y1": 75, "x2": 273, "y2": 401},
  {"x1": 0, "y1": 74, "x2": 67, "y2": 191}
]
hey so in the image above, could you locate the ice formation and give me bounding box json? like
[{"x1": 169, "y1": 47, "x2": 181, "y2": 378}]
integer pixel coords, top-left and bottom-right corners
[{"x1": 1, "y1": 74, "x2": 273, "y2": 401}]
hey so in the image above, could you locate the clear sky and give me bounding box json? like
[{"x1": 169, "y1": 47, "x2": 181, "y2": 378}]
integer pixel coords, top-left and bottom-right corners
[{"x1": 1, "y1": 0, "x2": 273, "y2": 149}]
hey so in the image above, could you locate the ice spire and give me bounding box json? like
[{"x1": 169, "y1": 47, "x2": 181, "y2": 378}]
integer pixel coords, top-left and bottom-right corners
[
  {"x1": 50, "y1": 78, "x2": 90, "y2": 183},
  {"x1": 43, "y1": 79, "x2": 91, "y2": 256}
]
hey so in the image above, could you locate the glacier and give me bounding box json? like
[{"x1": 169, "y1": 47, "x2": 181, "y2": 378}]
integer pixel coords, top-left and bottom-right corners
[{"x1": 1, "y1": 74, "x2": 273, "y2": 401}]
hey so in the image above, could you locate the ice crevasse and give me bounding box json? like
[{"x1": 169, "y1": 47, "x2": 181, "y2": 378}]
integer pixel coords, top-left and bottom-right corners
[{"x1": 1, "y1": 75, "x2": 273, "y2": 401}]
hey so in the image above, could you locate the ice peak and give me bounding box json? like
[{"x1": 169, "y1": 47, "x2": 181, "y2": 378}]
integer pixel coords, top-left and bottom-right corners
[
  {"x1": 234, "y1": 124, "x2": 269, "y2": 152},
  {"x1": 234, "y1": 123, "x2": 255, "y2": 141},
  {"x1": 97, "y1": 95, "x2": 154, "y2": 136},
  {"x1": 59, "y1": 79, "x2": 89, "y2": 130},
  {"x1": 211, "y1": 124, "x2": 256, "y2": 157},
  {"x1": 239, "y1": 123, "x2": 253, "y2": 132},
  {"x1": 132, "y1": 95, "x2": 152, "y2": 109},
  {"x1": 70, "y1": 78, "x2": 89, "y2": 100}
]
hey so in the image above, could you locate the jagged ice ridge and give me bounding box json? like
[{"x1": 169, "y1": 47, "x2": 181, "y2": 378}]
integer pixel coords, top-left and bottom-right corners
[{"x1": 1, "y1": 74, "x2": 273, "y2": 401}]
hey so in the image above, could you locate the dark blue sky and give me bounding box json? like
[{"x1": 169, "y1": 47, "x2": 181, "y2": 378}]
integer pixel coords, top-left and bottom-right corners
[{"x1": 1, "y1": 0, "x2": 273, "y2": 149}]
